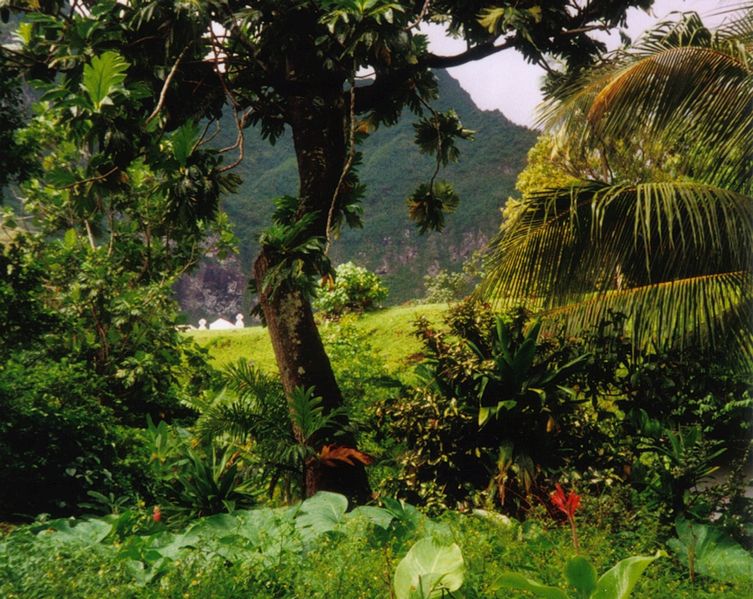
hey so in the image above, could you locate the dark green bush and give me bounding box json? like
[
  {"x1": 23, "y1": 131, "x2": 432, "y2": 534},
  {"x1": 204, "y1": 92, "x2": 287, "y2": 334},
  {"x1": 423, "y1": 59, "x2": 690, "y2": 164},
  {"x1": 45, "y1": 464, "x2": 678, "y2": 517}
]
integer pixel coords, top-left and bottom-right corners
[
  {"x1": 145, "y1": 417, "x2": 256, "y2": 525},
  {"x1": 566, "y1": 312, "x2": 753, "y2": 521},
  {"x1": 0, "y1": 353, "x2": 150, "y2": 518},
  {"x1": 0, "y1": 237, "x2": 213, "y2": 518}
]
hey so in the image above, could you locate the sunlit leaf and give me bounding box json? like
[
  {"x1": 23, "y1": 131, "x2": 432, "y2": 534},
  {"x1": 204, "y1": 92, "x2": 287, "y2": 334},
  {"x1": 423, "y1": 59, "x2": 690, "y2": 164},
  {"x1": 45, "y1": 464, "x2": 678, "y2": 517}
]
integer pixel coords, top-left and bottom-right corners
[
  {"x1": 393, "y1": 538, "x2": 465, "y2": 599},
  {"x1": 81, "y1": 51, "x2": 129, "y2": 112}
]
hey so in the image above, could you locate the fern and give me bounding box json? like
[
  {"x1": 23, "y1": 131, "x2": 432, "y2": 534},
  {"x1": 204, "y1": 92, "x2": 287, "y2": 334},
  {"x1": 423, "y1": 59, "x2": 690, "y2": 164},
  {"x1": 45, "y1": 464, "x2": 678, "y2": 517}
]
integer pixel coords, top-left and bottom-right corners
[{"x1": 195, "y1": 361, "x2": 351, "y2": 500}]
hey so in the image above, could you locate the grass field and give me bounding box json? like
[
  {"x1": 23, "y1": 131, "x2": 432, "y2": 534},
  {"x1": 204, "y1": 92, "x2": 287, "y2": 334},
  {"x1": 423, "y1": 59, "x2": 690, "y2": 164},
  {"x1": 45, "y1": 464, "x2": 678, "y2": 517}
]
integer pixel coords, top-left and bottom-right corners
[{"x1": 187, "y1": 303, "x2": 448, "y2": 373}]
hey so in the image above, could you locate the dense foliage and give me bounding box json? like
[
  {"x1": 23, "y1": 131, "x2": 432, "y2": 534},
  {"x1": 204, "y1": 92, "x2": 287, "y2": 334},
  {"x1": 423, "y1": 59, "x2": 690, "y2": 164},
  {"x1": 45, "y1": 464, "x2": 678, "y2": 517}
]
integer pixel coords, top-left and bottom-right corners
[
  {"x1": 0, "y1": 0, "x2": 667, "y2": 503},
  {"x1": 375, "y1": 301, "x2": 752, "y2": 529},
  {"x1": 2, "y1": 491, "x2": 751, "y2": 598},
  {"x1": 379, "y1": 300, "x2": 598, "y2": 512},
  {"x1": 1, "y1": 3, "x2": 752, "y2": 596},
  {"x1": 0, "y1": 6, "x2": 235, "y2": 517}
]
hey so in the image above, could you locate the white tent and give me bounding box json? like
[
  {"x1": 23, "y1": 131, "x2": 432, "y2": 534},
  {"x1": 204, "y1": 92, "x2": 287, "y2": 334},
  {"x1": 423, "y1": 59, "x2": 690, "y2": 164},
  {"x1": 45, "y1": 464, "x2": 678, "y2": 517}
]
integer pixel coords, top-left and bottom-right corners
[{"x1": 209, "y1": 317, "x2": 236, "y2": 330}]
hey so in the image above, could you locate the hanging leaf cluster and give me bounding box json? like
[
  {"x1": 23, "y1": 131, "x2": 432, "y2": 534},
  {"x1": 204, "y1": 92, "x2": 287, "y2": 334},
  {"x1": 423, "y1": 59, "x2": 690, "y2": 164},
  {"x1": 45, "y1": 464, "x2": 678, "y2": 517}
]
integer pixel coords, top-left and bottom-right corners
[{"x1": 406, "y1": 181, "x2": 460, "y2": 234}]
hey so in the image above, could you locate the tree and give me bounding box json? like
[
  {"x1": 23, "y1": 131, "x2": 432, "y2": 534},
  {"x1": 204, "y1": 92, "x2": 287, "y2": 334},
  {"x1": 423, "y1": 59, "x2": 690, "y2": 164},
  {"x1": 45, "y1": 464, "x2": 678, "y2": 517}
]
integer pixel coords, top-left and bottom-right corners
[
  {"x1": 482, "y1": 9, "x2": 753, "y2": 366},
  {"x1": 4, "y1": 0, "x2": 655, "y2": 502}
]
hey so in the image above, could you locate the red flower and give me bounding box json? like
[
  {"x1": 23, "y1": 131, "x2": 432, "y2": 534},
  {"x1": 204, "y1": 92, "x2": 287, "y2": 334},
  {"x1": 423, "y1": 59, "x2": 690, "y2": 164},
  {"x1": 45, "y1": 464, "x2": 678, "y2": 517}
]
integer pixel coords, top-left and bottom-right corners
[
  {"x1": 551, "y1": 483, "x2": 580, "y2": 520},
  {"x1": 551, "y1": 484, "x2": 581, "y2": 551},
  {"x1": 152, "y1": 505, "x2": 162, "y2": 523}
]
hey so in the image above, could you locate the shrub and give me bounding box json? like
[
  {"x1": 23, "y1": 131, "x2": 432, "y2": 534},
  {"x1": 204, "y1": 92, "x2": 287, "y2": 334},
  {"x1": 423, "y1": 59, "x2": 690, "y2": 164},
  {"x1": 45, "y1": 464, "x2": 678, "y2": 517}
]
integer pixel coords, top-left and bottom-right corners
[
  {"x1": 379, "y1": 300, "x2": 595, "y2": 514},
  {"x1": 145, "y1": 417, "x2": 256, "y2": 525},
  {"x1": 0, "y1": 353, "x2": 148, "y2": 519},
  {"x1": 321, "y1": 318, "x2": 400, "y2": 417},
  {"x1": 0, "y1": 234, "x2": 218, "y2": 518},
  {"x1": 421, "y1": 249, "x2": 483, "y2": 304},
  {"x1": 313, "y1": 262, "x2": 388, "y2": 318},
  {"x1": 566, "y1": 312, "x2": 753, "y2": 521}
]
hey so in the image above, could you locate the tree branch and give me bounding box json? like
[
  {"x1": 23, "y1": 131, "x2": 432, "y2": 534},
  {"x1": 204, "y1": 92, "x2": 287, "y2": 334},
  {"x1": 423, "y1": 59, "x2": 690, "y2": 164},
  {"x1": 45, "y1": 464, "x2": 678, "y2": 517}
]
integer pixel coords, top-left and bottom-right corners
[
  {"x1": 146, "y1": 45, "x2": 190, "y2": 125},
  {"x1": 422, "y1": 39, "x2": 514, "y2": 69},
  {"x1": 406, "y1": 0, "x2": 431, "y2": 31},
  {"x1": 212, "y1": 30, "x2": 247, "y2": 173},
  {"x1": 60, "y1": 166, "x2": 118, "y2": 190},
  {"x1": 325, "y1": 77, "x2": 357, "y2": 254},
  {"x1": 354, "y1": 38, "x2": 515, "y2": 113}
]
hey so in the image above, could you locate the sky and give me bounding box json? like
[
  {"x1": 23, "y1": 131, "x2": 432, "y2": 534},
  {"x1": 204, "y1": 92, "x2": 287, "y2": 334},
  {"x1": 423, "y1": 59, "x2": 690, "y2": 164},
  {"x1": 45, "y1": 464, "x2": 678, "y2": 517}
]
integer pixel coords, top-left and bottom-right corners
[{"x1": 426, "y1": 0, "x2": 743, "y2": 127}]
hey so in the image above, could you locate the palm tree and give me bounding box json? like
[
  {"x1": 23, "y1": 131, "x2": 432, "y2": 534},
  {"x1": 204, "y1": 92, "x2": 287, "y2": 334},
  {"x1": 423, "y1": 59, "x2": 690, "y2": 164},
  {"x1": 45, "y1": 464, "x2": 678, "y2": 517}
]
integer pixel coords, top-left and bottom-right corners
[{"x1": 481, "y1": 8, "x2": 753, "y2": 364}]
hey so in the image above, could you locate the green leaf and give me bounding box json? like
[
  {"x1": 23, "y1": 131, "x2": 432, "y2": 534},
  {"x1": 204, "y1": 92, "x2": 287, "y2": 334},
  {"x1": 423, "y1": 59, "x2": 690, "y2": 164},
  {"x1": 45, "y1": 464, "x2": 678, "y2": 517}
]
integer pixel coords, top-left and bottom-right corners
[
  {"x1": 347, "y1": 505, "x2": 395, "y2": 530},
  {"x1": 185, "y1": 513, "x2": 239, "y2": 539},
  {"x1": 564, "y1": 556, "x2": 597, "y2": 598},
  {"x1": 81, "y1": 51, "x2": 129, "y2": 112},
  {"x1": 669, "y1": 519, "x2": 753, "y2": 584},
  {"x1": 591, "y1": 552, "x2": 664, "y2": 599},
  {"x1": 394, "y1": 538, "x2": 464, "y2": 599},
  {"x1": 528, "y1": 6, "x2": 543, "y2": 23},
  {"x1": 37, "y1": 518, "x2": 112, "y2": 547},
  {"x1": 63, "y1": 228, "x2": 78, "y2": 249},
  {"x1": 490, "y1": 572, "x2": 568, "y2": 599},
  {"x1": 296, "y1": 491, "x2": 348, "y2": 541},
  {"x1": 171, "y1": 120, "x2": 201, "y2": 166},
  {"x1": 17, "y1": 22, "x2": 33, "y2": 45},
  {"x1": 478, "y1": 405, "x2": 492, "y2": 426}
]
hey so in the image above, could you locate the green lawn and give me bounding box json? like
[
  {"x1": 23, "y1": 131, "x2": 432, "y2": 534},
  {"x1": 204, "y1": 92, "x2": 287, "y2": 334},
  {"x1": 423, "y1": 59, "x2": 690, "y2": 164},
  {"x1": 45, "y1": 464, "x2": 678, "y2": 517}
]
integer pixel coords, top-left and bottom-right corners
[{"x1": 187, "y1": 303, "x2": 448, "y2": 373}]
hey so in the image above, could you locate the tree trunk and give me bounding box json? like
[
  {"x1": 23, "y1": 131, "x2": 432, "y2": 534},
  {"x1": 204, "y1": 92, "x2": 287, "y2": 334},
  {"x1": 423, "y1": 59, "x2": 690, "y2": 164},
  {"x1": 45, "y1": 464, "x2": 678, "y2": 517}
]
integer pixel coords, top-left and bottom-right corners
[{"x1": 252, "y1": 88, "x2": 372, "y2": 504}]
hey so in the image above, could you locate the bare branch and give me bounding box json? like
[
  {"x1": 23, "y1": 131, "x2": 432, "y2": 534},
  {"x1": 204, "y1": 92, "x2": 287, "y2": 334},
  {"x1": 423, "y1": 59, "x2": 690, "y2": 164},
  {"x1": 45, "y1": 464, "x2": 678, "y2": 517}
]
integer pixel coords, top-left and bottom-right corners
[
  {"x1": 196, "y1": 119, "x2": 222, "y2": 149},
  {"x1": 84, "y1": 219, "x2": 97, "y2": 250},
  {"x1": 210, "y1": 30, "x2": 246, "y2": 173},
  {"x1": 145, "y1": 45, "x2": 190, "y2": 125},
  {"x1": 406, "y1": 0, "x2": 431, "y2": 31},
  {"x1": 325, "y1": 78, "x2": 357, "y2": 253},
  {"x1": 60, "y1": 166, "x2": 118, "y2": 190}
]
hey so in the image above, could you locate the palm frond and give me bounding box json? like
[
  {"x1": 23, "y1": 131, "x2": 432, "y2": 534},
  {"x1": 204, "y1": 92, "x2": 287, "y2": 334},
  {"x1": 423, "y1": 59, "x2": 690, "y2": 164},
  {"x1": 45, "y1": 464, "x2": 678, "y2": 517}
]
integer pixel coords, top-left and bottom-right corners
[
  {"x1": 586, "y1": 46, "x2": 752, "y2": 188},
  {"x1": 195, "y1": 397, "x2": 291, "y2": 443},
  {"x1": 481, "y1": 179, "x2": 753, "y2": 360},
  {"x1": 542, "y1": 272, "x2": 753, "y2": 362},
  {"x1": 222, "y1": 359, "x2": 284, "y2": 405},
  {"x1": 538, "y1": 10, "x2": 753, "y2": 192},
  {"x1": 488, "y1": 8, "x2": 753, "y2": 366},
  {"x1": 195, "y1": 360, "x2": 290, "y2": 443},
  {"x1": 482, "y1": 181, "x2": 753, "y2": 304}
]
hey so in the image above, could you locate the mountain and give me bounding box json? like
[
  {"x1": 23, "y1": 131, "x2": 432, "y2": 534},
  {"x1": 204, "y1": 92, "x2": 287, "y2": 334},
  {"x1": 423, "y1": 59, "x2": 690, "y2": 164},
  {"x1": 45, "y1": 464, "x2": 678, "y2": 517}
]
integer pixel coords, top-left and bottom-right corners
[{"x1": 177, "y1": 70, "x2": 536, "y2": 320}]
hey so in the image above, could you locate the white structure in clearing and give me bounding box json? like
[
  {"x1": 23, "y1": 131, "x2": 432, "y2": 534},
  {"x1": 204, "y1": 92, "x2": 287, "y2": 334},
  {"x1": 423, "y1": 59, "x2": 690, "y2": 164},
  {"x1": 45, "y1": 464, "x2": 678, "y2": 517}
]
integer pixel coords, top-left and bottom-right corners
[
  {"x1": 198, "y1": 314, "x2": 245, "y2": 330},
  {"x1": 209, "y1": 317, "x2": 235, "y2": 330}
]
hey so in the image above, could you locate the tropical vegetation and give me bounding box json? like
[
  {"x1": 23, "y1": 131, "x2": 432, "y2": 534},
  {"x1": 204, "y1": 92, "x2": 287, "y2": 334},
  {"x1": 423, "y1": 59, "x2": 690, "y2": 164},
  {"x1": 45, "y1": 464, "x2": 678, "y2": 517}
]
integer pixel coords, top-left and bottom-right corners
[
  {"x1": 1, "y1": 1, "x2": 752, "y2": 597},
  {"x1": 482, "y1": 9, "x2": 753, "y2": 362}
]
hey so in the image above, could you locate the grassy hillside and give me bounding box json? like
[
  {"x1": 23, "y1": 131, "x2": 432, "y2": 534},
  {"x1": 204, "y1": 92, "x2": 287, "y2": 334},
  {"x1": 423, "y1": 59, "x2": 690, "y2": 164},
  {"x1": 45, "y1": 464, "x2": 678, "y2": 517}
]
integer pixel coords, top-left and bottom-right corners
[{"x1": 188, "y1": 303, "x2": 448, "y2": 373}]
